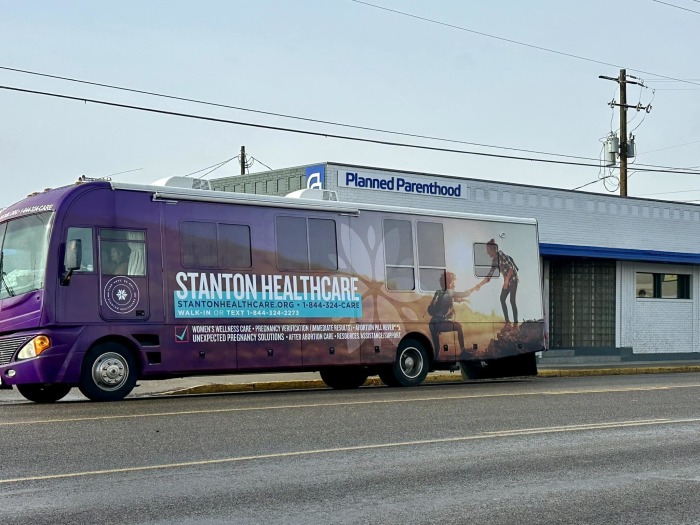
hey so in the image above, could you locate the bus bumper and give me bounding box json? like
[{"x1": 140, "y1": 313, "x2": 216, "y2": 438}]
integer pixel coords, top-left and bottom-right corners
[{"x1": 0, "y1": 329, "x2": 84, "y2": 387}]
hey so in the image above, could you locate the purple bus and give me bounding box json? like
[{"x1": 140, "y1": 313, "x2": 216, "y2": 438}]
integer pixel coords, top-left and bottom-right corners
[{"x1": 0, "y1": 179, "x2": 546, "y2": 402}]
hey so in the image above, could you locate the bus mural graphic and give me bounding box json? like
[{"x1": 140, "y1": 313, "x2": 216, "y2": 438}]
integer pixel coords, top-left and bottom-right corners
[{"x1": 0, "y1": 178, "x2": 545, "y2": 402}]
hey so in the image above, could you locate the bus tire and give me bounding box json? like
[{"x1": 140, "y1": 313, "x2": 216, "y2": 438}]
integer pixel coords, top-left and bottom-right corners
[
  {"x1": 16, "y1": 383, "x2": 72, "y2": 403},
  {"x1": 79, "y1": 342, "x2": 137, "y2": 402},
  {"x1": 378, "y1": 367, "x2": 401, "y2": 387},
  {"x1": 320, "y1": 367, "x2": 369, "y2": 390},
  {"x1": 389, "y1": 338, "x2": 429, "y2": 387}
]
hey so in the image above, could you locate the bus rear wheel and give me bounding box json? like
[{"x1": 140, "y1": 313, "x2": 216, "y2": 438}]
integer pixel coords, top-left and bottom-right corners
[
  {"x1": 378, "y1": 367, "x2": 401, "y2": 387},
  {"x1": 79, "y1": 343, "x2": 137, "y2": 402},
  {"x1": 386, "y1": 339, "x2": 429, "y2": 387},
  {"x1": 16, "y1": 383, "x2": 72, "y2": 403},
  {"x1": 320, "y1": 367, "x2": 369, "y2": 390}
]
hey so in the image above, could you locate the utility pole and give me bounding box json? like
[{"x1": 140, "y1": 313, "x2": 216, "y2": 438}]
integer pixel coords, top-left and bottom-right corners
[
  {"x1": 240, "y1": 145, "x2": 246, "y2": 175},
  {"x1": 599, "y1": 69, "x2": 651, "y2": 196},
  {"x1": 619, "y1": 69, "x2": 628, "y2": 196}
]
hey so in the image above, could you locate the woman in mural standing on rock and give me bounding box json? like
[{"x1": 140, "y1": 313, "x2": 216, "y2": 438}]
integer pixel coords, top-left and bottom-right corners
[{"x1": 475, "y1": 239, "x2": 519, "y2": 333}]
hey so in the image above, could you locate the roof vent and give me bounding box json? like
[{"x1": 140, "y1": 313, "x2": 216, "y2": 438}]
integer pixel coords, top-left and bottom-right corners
[
  {"x1": 151, "y1": 176, "x2": 212, "y2": 191},
  {"x1": 285, "y1": 188, "x2": 338, "y2": 201}
]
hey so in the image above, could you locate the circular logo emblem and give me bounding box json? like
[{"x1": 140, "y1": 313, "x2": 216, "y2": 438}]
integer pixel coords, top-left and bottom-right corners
[{"x1": 104, "y1": 276, "x2": 139, "y2": 314}]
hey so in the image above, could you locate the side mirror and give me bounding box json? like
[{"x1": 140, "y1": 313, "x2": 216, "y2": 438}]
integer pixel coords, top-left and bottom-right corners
[{"x1": 60, "y1": 239, "x2": 82, "y2": 286}]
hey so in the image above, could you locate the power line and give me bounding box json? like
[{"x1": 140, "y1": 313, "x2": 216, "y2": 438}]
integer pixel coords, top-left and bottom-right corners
[
  {"x1": 350, "y1": 0, "x2": 619, "y2": 68},
  {"x1": 181, "y1": 158, "x2": 235, "y2": 178},
  {"x1": 652, "y1": 0, "x2": 700, "y2": 15},
  {"x1": 0, "y1": 64, "x2": 599, "y2": 164},
  {"x1": 350, "y1": 0, "x2": 700, "y2": 88},
  {"x1": 250, "y1": 156, "x2": 273, "y2": 170},
  {"x1": 0, "y1": 64, "x2": 692, "y2": 173},
  {"x1": 571, "y1": 177, "x2": 615, "y2": 191},
  {"x1": 104, "y1": 168, "x2": 142, "y2": 178},
  {"x1": 198, "y1": 157, "x2": 237, "y2": 179},
  {"x1": 4, "y1": 83, "x2": 700, "y2": 177},
  {"x1": 637, "y1": 139, "x2": 700, "y2": 155},
  {"x1": 637, "y1": 188, "x2": 700, "y2": 197}
]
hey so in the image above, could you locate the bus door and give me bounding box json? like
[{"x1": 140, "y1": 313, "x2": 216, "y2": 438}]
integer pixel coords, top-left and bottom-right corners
[
  {"x1": 57, "y1": 227, "x2": 101, "y2": 324},
  {"x1": 164, "y1": 208, "x2": 248, "y2": 372},
  {"x1": 98, "y1": 229, "x2": 150, "y2": 321}
]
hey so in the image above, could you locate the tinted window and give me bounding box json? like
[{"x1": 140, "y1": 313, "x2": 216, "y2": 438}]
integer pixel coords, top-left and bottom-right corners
[
  {"x1": 637, "y1": 272, "x2": 691, "y2": 299},
  {"x1": 417, "y1": 222, "x2": 445, "y2": 268},
  {"x1": 181, "y1": 222, "x2": 217, "y2": 268},
  {"x1": 101, "y1": 229, "x2": 146, "y2": 276},
  {"x1": 384, "y1": 219, "x2": 414, "y2": 266},
  {"x1": 383, "y1": 219, "x2": 415, "y2": 291},
  {"x1": 218, "y1": 224, "x2": 252, "y2": 268},
  {"x1": 474, "y1": 242, "x2": 500, "y2": 278},
  {"x1": 309, "y1": 219, "x2": 338, "y2": 271},
  {"x1": 276, "y1": 216, "x2": 308, "y2": 271},
  {"x1": 417, "y1": 222, "x2": 445, "y2": 291},
  {"x1": 276, "y1": 216, "x2": 338, "y2": 271},
  {"x1": 387, "y1": 267, "x2": 415, "y2": 291}
]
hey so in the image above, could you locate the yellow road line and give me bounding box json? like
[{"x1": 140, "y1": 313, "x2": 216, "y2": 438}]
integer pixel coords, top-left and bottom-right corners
[{"x1": 2, "y1": 416, "x2": 699, "y2": 485}]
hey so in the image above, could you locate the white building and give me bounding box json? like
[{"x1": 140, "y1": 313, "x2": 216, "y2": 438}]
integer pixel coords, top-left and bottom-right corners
[{"x1": 212, "y1": 162, "x2": 700, "y2": 360}]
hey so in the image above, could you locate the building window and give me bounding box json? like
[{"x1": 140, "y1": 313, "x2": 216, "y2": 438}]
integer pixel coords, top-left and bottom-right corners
[
  {"x1": 549, "y1": 258, "x2": 615, "y2": 348},
  {"x1": 383, "y1": 219, "x2": 415, "y2": 291},
  {"x1": 636, "y1": 272, "x2": 690, "y2": 299}
]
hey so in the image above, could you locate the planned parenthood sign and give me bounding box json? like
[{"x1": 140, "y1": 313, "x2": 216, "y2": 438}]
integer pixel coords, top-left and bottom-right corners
[{"x1": 337, "y1": 170, "x2": 466, "y2": 199}]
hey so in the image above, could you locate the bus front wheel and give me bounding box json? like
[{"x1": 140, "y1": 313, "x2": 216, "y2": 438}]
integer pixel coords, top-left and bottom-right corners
[
  {"x1": 16, "y1": 383, "x2": 72, "y2": 403},
  {"x1": 79, "y1": 343, "x2": 137, "y2": 402}
]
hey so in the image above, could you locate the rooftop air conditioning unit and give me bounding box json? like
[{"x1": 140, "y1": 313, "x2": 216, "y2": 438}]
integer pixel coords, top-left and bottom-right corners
[
  {"x1": 151, "y1": 176, "x2": 212, "y2": 191},
  {"x1": 285, "y1": 188, "x2": 338, "y2": 201}
]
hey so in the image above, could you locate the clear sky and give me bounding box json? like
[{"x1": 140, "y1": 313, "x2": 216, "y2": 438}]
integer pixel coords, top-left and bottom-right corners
[{"x1": 1, "y1": 0, "x2": 699, "y2": 208}]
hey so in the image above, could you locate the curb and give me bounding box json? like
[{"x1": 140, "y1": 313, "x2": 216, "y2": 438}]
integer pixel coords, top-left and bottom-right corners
[
  {"x1": 158, "y1": 365, "x2": 700, "y2": 397},
  {"x1": 537, "y1": 365, "x2": 700, "y2": 378}
]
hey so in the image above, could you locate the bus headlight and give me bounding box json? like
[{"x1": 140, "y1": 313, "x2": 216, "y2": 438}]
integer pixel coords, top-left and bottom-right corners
[{"x1": 17, "y1": 336, "x2": 51, "y2": 360}]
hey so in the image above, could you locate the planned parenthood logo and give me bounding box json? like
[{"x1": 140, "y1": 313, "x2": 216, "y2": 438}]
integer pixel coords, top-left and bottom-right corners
[
  {"x1": 305, "y1": 164, "x2": 325, "y2": 190},
  {"x1": 104, "y1": 276, "x2": 139, "y2": 314},
  {"x1": 337, "y1": 170, "x2": 466, "y2": 199}
]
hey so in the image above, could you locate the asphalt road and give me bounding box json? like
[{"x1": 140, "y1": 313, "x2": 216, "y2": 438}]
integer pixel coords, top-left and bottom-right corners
[{"x1": 2, "y1": 373, "x2": 700, "y2": 524}]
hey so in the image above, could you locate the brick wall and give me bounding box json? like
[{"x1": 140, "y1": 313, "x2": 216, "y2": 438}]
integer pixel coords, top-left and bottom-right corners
[{"x1": 211, "y1": 167, "x2": 306, "y2": 197}]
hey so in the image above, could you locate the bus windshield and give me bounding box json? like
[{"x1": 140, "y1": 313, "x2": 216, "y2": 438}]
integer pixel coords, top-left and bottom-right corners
[{"x1": 0, "y1": 212, "x2": 53, "y2": 300}]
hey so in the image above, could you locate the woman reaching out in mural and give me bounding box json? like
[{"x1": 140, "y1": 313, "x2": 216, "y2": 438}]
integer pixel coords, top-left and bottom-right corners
[
  {"x1": 427, "y1": 271, "x2": 472, "y2": 354},
  {"x1": 476, "y1": 239, "x2": 519, "y2": 332}
]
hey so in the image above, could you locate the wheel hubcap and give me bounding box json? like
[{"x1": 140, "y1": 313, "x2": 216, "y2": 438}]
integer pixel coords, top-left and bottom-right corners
[
  {"x1": 400, "y1": 347, "x2": 423, "y2": 379},
  {"x1": 92, "y1": 352, "x2": 128, "y2": 391}
]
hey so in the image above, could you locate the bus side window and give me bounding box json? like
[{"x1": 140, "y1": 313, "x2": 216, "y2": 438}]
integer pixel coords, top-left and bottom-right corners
[
  {"x1": 474, "y1": 242, "x2": 500, "y2": 278},
  {"x1": 66, "y1": 227, "x2": 94, "y2": 272},
  {"x1": 100, "y1": 229, "x2": 146, "y2": 276},
  {"x1": 417, "y1": 221, "x2": 446, "y2": 292},
  {"x1": 383, "y1": 219, "x2": 415, "y2": 291},
  {"x1": 275, "y1": 217, "x2": 338, "y2": 271}
]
